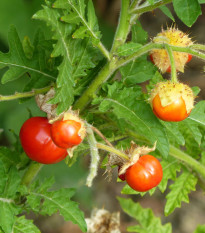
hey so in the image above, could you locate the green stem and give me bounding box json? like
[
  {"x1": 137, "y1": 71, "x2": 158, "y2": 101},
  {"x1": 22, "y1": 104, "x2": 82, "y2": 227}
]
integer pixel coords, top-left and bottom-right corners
[
  {"x1": 117, "y1": 43, "x2": 205, "y2": 69},
  {"x1": 21, "y1": 162, "x2": 43, "y2": 186},
  {"x1": 98, "y1": 42, "x2": 111, "y2": 60},
  {"x1": 86, "y1": 127, "x2": 100, "y2": 187},
  {"x1": 130, "y1": 0, "x2": 172, "y2": 14},
  {"x1": 165, "y1": 44, "x2": 178, "y2": 83},
  {"x1": 96, "y1": 143, "x2": 129, "y2": 160},
  {"x1": 111, "y1": 0, "x2": 131, "y2": 53},
  {"x1": 169, "y1": 145, "x2": 205, "y2": 179},
  {"x1": 73, "y1": 61, "x2": 116, "y2": 111},
  {"x1": 0, "y1": 85, "x2": 53, "y2": 102},
  {"x1": 190, "y1": 44, "x2": 205, "y2": 51}
]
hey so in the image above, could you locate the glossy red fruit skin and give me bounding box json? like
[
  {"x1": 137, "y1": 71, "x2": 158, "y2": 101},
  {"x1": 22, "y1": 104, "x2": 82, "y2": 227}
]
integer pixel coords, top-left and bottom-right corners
[
  {"x1": 125, "y1": 155, "x2": 163, "y2": 192},
  {"x1": 118, "y1": 167, "x2": 126, "y2": 181},
  {"x1": 19, "y1": 117, "x2": 67, "y2": 164},
  {"x1": 152, "y1": 94, "x2": 190, "y2": 122},
  {"x1": 187, "y1": 54, "x2": 192, "y2": 63},
  {"x1": 51, "y1": 119, "x2": 82, "y2": 149}
]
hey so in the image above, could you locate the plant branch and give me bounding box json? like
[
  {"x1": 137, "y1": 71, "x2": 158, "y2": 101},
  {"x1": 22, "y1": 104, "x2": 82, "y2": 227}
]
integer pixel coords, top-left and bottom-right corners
[
  {"x1": 116, "y1": 43, "x2": 205, "y2": 69},
  {"x1": 90, "y1": 125, "x2": 114, "y2": 148},
  {"x1": 73, "y1": 61, "x2": 116, "y2": 111},
  {"x1": 21, "y1": 162, "x2": 43, "y2": 187},
  {"x1": 96, "y1": 143, "x2": 129, "y2": 160},
  {"x1": 169, "y1": 145, "x2": 205, "y2": 179},
  {"x1": 98, "y1": 42, "x2": 111, "y2": 60},
  {"x1": 111, "y1": 0, "x2": 131, "y2": 53},
  {"x1": 165, "y1": 44, "x2": 178, "y2": 83},
  {"x1": 0, "y1": 85, "x2": 53, "y2": 102},
  {"x1": 130, "y1": 0, "x2": 172, "y2": 14}
]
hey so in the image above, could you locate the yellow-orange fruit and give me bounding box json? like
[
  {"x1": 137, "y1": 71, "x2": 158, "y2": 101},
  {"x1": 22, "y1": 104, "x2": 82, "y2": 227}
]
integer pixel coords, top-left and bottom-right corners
[
  {"x1": 150, "y1": 81, "x2": 194, "y2": 122},
  {"x1": 150, "y1": 27, "x2": 193, "y2": 73}
]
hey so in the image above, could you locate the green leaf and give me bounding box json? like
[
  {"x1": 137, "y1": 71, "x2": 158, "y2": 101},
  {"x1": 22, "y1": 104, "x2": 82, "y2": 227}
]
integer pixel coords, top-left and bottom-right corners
[
  {"x1": 117, "y1": 42, "x2": 142, "y2": 56},
  {"x1": 33, "y1": 5, "x2": 74, "y2": 113},
  {"x1": 27, "y1": 179, "x2": 87, "y2": 232},
  {"x1": 61, "y1": 13, "x2": 81, "y2": 25},
  {"x1": 162, "y1": 122, "x2": 185, "y2": 145},
  {"x1": 181, "y1": 101, "x2": 205, "y2": 145},
  {"x1": 188, "y1": 101, "x2": 205, "y2": 128},
  {"x1": 118, "y1": 197, "x2": 172, "y2": 233},
  {"x1": 159, "y1": 6, "x2": 175, "y2": 21},
  {"x1": 120, "y1": 59, "x2": 157, "y2": 84},
  {"x1": 22, "y1": 36, "x2": 34, "y2": 59},
  {"x1": 158, "y1": 158, "x2": 181, "y2": 193},
  {"x1": 97, "y1": 83, "x2": 169, "y2": 157},
  {"x1": 194, "y1": 225, "x2": 205, "y2": 233},
  {"x1": 164, "y1": 168, "x2": 197, "y2": 216},
  {"x1": 34, "y1": 3, "x2": 100, "y2": 113},
  {"x1": 121, "y1": 184, "x2": 156, "y2": 196},
  {"x1": 173, "y1": 0, "x2": 201, "y2": 27},
  {"x1": 198, "y1": 0, "x2": 205, "y2": 3},
  {"x1": 0, "y1": 147, "x2": 20, "y2": 171},
  {"x1": 0, "y1": 160, "x2": 22, "y2": 233},
  {"x1": 0, "y1": 202, "x2": 19, "y2": 233},
  {"x1": 0, "y1": 26, "x2": 55, "y2": 85},
  {"x1": 131, "y1": 21, "x2": 148, "y2": 44},
  {"x1": 14, "y1": 216, "x2": 40, "y2": 233},
  {"x1": 54, "y1": 0, "x2": 101, "y2": 45}
]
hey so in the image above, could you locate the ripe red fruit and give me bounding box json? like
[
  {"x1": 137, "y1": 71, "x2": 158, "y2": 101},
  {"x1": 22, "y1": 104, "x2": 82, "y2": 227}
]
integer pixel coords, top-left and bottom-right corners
[
  {"x1": 51, "y1": 119, "x2": 84, "y2": 149},
  {"x1": 187, "y1": 54, "x2": 192, "y2": 63},
  {"x1": 125, "y1": 155, "x2": 163, "y2": 192},
  {"x1": 19, "y1": 117, "x2": 67, "y2": 164},
  {"x1": 150, "y1": 81, "x2": 194, "y2": 122},
  {"x1": 118, "y1": 167, "x2": 126, "y2": 181}
]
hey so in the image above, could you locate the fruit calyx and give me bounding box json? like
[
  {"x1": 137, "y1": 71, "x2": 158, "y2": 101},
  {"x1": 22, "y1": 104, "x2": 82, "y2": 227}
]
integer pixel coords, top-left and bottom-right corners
[
  {"x1": 150, "y1": 27, "x2": 193, "y2": 73},
  {"x1": 118, "y1": 142, "x2": 157, "y2": 176},
  {"x1": 50, "y1": 109, "x2": 86, "y2": 141}
]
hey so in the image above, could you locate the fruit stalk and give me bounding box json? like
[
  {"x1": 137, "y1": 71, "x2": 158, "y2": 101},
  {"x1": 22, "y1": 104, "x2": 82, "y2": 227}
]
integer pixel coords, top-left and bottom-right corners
[
  {"x1": 169, "y1": 145, "x2": 205, "y2": 179},
  {"x1": 21, "y1": 162, "x2": 43, "y2": 186},
  {"x1": 165, "y1": 44, "x2": 178, "y2": 83},
  {"x1": 96, "y1": 143, "x2": 129, "y2": 160}
]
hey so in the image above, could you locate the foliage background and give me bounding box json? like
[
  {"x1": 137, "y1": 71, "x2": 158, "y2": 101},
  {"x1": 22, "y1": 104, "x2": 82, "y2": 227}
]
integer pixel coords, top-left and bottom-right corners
[{"x1": 0, "y1": 0, "x2": 205, "y2": 232}]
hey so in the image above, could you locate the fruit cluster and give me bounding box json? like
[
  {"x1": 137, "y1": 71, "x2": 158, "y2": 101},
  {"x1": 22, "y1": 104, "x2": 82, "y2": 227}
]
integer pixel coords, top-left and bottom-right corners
[
  {"x1": 149, "y1": 27, "x2": 195, "y2": 122},
  {"x1": 19, "y1": 27, "x2": 196, "y2": 193},
  {"x1": 20, "y1": 111, "x2": 85, "y2": 164}
]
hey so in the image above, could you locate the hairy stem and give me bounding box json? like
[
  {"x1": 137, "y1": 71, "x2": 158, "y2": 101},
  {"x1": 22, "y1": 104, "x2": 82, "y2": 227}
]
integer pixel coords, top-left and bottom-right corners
[
  {"x1": 130, "y1": 0, "x2": 172, "y2": 14},
  {"x1": 86, "y1": 127, "x2": 100, "y2": 187},
  {"x1": 21, "y1": 162, "x2": 43, "y2": 186},
  {"x1": 90, "y1": 125, "x2": 114, "y2": 147},
  {"x1": 165, "y1": 44, "x2": 178, "y2": 83},
  {"x1": 111, "y1": 0, "x2": 131, "y2": 53},
  {"x1": 73, "y1": 61, "x2": 116, "y2": 111},
  {"x1": 97, "y1": 143, "x2": 129, "y2": 160},
  {"x1": 169, "y1": 145, "x2": 205, "y2": 179},
  {"x1": 116, "y1": 43, "x2": 205, "y2": 69},
  {"x1": 98, "y1": 42, "x2": 111, "y2": 60},
  {"x1": 0, "y1": 85, "x2": 53, "y2": 102}
]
